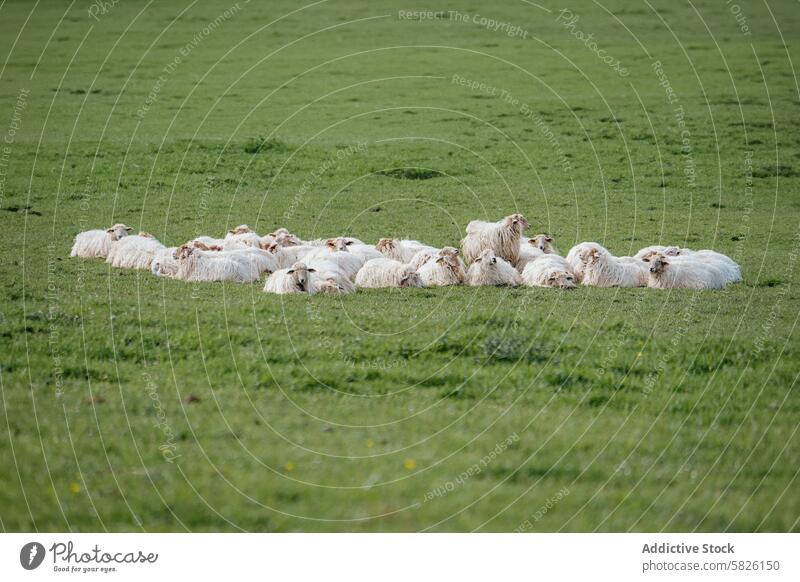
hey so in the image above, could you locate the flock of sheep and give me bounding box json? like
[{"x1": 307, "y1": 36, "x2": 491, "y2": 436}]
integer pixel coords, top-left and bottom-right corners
[{"x1": 70, "y1": 213, "x2": 742, "y2": 293}]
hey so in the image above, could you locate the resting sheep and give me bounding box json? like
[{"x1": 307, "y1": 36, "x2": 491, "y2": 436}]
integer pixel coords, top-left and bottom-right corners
[
  {"x1": 263, "y1": 262, "x2": 318, "y2": 294},
  {"x1": 572, "y1": 243, "x2": 647, "y2": 287},
  {"x1": 70, "y1": 223, "x2": 132, "y2": 258},
  {"x1": 643, "y1": 253, "x2": 728, "y2": 289},
  {"x1": 106, "y1": 232, "x2": 166, "y2": 270},
  {"x1": 417, "y1": 247, "x2": 467, "y2": 286},
  {"x1": 516, "y1": 239, "x2": 546, "y2": 272},
  {"x1": 521, "y1": 255, "x2": 576, "y2": 289},
  {"x1": 173, "y1": 245, "x2": 257, "y2": 283},
  {"x1": 530, "y1": 234, "x2": 558, "y2": 255},
  {"x1": 461, "y1": 213, "x2": 530, "y2": 266},
  {"x1": 466, "y1": 249, "x2": 521, "y2": 286},
  {"x1": 376, "y1": 238, "x2": 439, "y2": 263},
  {"x1": 355, "y1": 258, "x2": 424, "y2": 288}
]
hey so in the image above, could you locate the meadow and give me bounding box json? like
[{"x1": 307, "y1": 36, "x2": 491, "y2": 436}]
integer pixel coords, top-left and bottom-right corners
[{"x1": 0, "y1": 0, "x2": 798, "y2": 532}]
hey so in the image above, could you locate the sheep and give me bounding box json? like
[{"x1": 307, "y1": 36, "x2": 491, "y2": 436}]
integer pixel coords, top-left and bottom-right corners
[
  {"x1": 530, "y1": 233, "x2": 558, "y2": 255},
  {"x1": 355, "y1": 258, "x2": 424, "y2": 288},
  {"x1": 376, "y1": 238, "x2": 439, "y2": 262},
  {"x1": 305, "y1": 236, "x2": 364, "y2": 247},
  {"x1": 634, "y1": 245, "x2": 674, "y2": 260},
  {"x1": 263, "y1": 262, "x2": 318, "y2": 294},
  {"x1": 643, "y1": 253, "x2": 728, "y2": 289},
  {"x1": 305, "y1": 258, "x2": 357, "y2": 294},
  {"x1": 409, "y1": 250, "x2": 434, "y2": 270},
  {"x1": 677, "y1": 249, "x2": 742, "y2": 283},
  {"x1": 106, "y1": 232, "x2": 166, "y2": 270},
  {"x1": 301, "y1": 239, "x2": 366, "y2": 280},
  {"x1": 225, "y1": 247, "x2": 278, "y2": 279},
  {"x1": 572, "y1": 243, "x2": 648, "y2": 287},
  {"x1": 461, "y1": 213, "x2": 530, "y2": 266},
  {"x1": 417, "y1": 247, "x2": 467, "y2": 286},
  {"x1": 515, "y1": 239, "x2": 546, "y2": 272},
  {"x1": 521, "y1": 255, "x2": 577, "y2": 289},
  {"x1": 565, "y1": 242, "x2": 603, "y2": 283},
  {"x1": 151, "y1": 247, "x2": 179, "y2": 278},
  {"x1": 70, "y1": 223, "x2": 132, "y2": 258},
  {"x1": 192, "y1": 235, "x2": 248, "y2": 251},
  {"x1": 466, "y1": 249, "x2": 521, "y2": 286},
  {"x1": 173, "y1": 245, "x2": 256, "y2": 283},
  {"x1": 265, "y1": 242, "x2": 316, "y2": 269}
]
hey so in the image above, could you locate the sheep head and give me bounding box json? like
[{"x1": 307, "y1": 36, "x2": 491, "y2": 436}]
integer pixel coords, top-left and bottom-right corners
[
  {"x1": 326, "y1": 238, "x2": 351, "y2": 252},
  {"x1": 642, "y1": 253, "x2": 669, "y2": 274},
  {"x1": 263, "y1": 242, "x2": 281, "y2": 254},
  {"x1": 376, "y1": 238, "x2": 396, "y2": 254},
  {"x1": 174, "y1": 244, "x2": 194, "y2": 260},
  {"x1": 579, "y1": 245, "x2": 603, "y2": 265},
  {"x1": 138, "y1": 231, "x2": 155, "y2": 238},
  {"x1": 531, "y1": 234, "x2": 556, "y2": 253},
  {"x1": 547, "y1": 270, "x2": 576, "y2": 289},
  {"x1": 664, "y1": 246, "x2": 682, "y2": 256},
  {"x1": 506, "y1": 213, "x2": 530, "y2": 233},
  {"x1": 275, "y1": 232, "x2": 301, "y2": 246},
  {"x1": 317, "y1": 277, "x2": 345, "y2": 294},
  {"x1": 228, "y1": 224, "x2": 252, "y2": 235},
  {"x1": 286, "y1": 262, "x2": 316, "y2": 292},
  {"x1": 475, "y1": 249, "x2": 498, "y2": 266},
  {"x1": 106, "y1": 224, "x2": 133, "y2": 240},
  {"x1": 399, "y1": 269, "x2": 423, "y2": 288}
]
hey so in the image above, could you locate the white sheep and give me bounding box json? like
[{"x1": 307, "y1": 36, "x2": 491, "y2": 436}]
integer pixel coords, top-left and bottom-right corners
[
  {"x1": 521, "y1": 255, "x2": 577, "y2": 289},
  {"x1": 106, "y1": 232, "x2": 166, "y2": 270},
  {"x1": 634, "y1": 245, "x2": 675, "y2": 260},
  {"x1": 70, "y1": 223, "x2": 132, "y2": 258},
  {"x1": 529, "y1": 233, "x2": 558, "y2": 254},
  {"x1": 678, "y1": 249, "x2": 742, "y2": 283},
  {"x1": 376, "y1": 238, "x2": 439, "y2": 262},
  {"x1": 173, "y1": 245, "x2": 256, "y2": 283},
  {"x1": 264, "y1": 243, "x2": 316, "y2": 269},
  {"x1": 355, "y1": 258, "x2": 424, "y2": 288},
  {"x1": 515, "y1": 239, "x2": 546, "y2": 272},
  {"x1": 263, "y1": 262, "x2": 318, "y2": 294},
  {"x1": 306, "y1": 258, "x2": 357, "y2": 293},
  {"x1": 572, "y1": 243, "x2": 648, "y2": 287},
  {"x1": 408, "y1": 249, "x2": 435, "y2": 270},
  {"x1": 417, "y1": 247, "x2": 467, "y2": 286},
  {"x1": 224, "y1": 225, "x2": 263, "y2": 248},
  {"x1": 151, "y1": 247, "x2": 179, "y2": 278},
  {"x1": 461, "y1": 213, "x2": 530, "y2": 266},
  {"x1": 301, "y1": 239, "x2": 366, "y2": 280},
  {"x1": 466, "y1": 249, "x2": 521, "y2": 286},
  {"x1": 643, "y1": 253, "x2": 728, "y2": 289}
]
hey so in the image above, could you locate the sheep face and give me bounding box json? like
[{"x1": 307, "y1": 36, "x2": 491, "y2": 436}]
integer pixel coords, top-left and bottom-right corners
[
  {"x1": 229, "y1": 225, "x2": 252, "y2": 235},
  {"x1": 579, "y1": 245, "x2": 603, "y2": 265},
  {"x1": 643, "y1": 253, "x2": 669, "y2": 274},
  {"x1": 547, "y1": 270, "x2": 576, "y2": 289},
  {"x1": 326, "y1": 238, "x2": 351, "y2": 252},
  {"x1": 286, "y1": 262, "x2": 315, "y2": 292},
  {"x1": 106, "y1": 224, "x2": 133, "y2": 241},
  {"x1": 399, "y1": 270, "x2": 423, "y2": 288},
  {"x1": 317, "y1": 278, "x2": 343, "y2": 294},
  {"x1": 663, "y1": 246, "x2": 682, "y2": 256},
  {"x1": 275, "y1": 232, "x2": 302, "y2": 246},
  {"x1": 475, "y1": 248, "x2": 499, "y2": 265},
  {"x1": 440, "y1": 246, "x2": 460, "y2": 258},
  {"x1": 174, "y1": 245, "x2": 194, "y2": 260},
  {"x1": 531, "y1": 234, "x2": 555, "y2": 253},
  {"x1": 376, "y1": 238, "x2": 396, "y2": 254},
  {"x1": 505, "y1": 213, "x2": 530, "y2": 234}
]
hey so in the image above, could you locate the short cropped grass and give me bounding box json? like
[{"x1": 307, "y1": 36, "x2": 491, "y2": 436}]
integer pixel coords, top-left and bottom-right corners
[{"x1": 1, "y1": 0, "x2": 798, "y2": 532}]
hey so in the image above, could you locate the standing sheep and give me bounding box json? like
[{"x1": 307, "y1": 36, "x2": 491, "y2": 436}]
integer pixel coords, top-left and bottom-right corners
[
  {"x1": 466, "y1": 249, "x2": 521, "y2": 286},
  {"x1": 461, "y1": 213, "x2": 530, "y2": 266},
  {"x1": 70, "y1": 223, "x2": 132, "y2": 258},
  {"x1": 355, "y1": 258, "x2": 424, "y2": 288}
]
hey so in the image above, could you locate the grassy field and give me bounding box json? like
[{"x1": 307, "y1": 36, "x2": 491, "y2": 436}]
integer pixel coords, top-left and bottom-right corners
[{"x1": 1, "y1": 0, "x2": 798, "y2": 532}]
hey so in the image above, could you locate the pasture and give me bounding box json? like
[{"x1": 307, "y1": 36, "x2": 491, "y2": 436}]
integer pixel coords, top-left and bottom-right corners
[{"x1": 0, "y1": 0, "x2": 798, "y2": 531}]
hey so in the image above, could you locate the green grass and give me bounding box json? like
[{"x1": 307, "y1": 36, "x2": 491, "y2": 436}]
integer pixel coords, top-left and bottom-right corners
[{"x1": 1, "y1": 0, "x2": 799, "y2": 532}]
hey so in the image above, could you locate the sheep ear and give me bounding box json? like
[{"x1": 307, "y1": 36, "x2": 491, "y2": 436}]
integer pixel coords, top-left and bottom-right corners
[
  {"x1": 125, "y1": 226, "x2": 133, "y2": 231},
  {"x1": 546, "y1": 236, "x2": 553, "y2": 242},
  {"x1": 345, "y1": 240, "x2": 354, "y2": 245},
  {"x1": 435, "y1": 257, "x2": 444, "y2": 264},
  {"x1": 228, "y1": 229, "x2": 235, "y2": 234},
  {"x1": 106, "y1": 228, "x2": 114, "y2": 233},
  {"x1": 286, "y1": 269, "x2": 295, "y2": 274},
  {"x1": 642, "y1": 257, "x2": 650, "y2": 262},
  {"x1": 307, "y1": 268, "x2": 316, "y2": 273}
]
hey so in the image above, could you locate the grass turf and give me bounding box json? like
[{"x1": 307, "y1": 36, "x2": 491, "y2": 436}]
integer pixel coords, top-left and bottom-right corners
[{"x1": 0, "y1": 0, "x2": 799, "y2": 531}]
